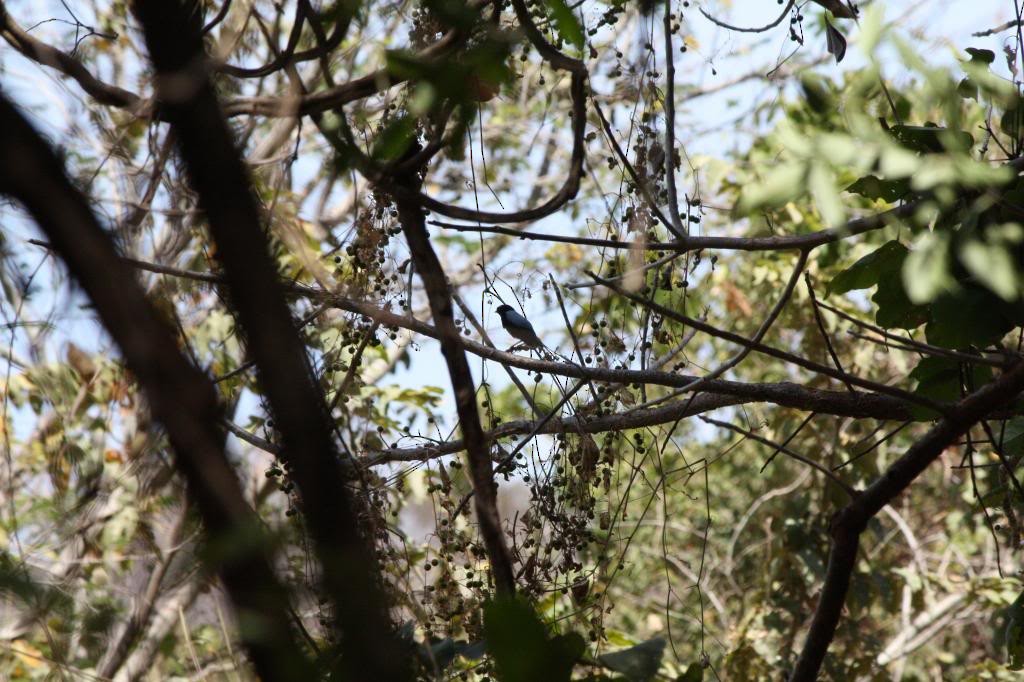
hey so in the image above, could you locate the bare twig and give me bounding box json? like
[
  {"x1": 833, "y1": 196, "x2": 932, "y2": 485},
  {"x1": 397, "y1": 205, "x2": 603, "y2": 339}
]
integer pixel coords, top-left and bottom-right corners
[
  {"x1": 804, "y1": 274, "x2": 855, "y2": 392},
  {"x1": 700, "y1": 0, "x2": 795, "y2": 33},
  {"x1": 700, "y1": 415, "x2": 856, "y2": 497}
]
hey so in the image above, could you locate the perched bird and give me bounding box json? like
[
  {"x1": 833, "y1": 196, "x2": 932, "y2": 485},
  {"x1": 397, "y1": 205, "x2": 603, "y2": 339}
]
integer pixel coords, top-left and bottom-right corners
[{"x1": 495, "y1": 304, "x2": 544, "y2": 349}]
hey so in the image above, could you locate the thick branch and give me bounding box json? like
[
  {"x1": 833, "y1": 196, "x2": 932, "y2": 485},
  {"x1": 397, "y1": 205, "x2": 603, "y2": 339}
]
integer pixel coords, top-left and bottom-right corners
[
  {"x1": 0, "y1": 95, "x2": 311, "y2": 681},
  {"x1": 131, "y1": 2, "x2": 408, "y2": 679},
  {"x1": 392, "y1": 153, "x2": 517, "y2": 595},
  {"x1": 789, "y1": 360, "x2": 1024, "y2": 681},
  {"x1": 368, "y1": 393, "x2": 746, "y2": 464}
]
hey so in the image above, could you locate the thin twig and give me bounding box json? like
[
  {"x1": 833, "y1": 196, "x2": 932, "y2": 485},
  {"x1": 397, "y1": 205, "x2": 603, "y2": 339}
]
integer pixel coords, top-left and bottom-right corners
[
  {"x1": 700, "y1": 416, "x2": 856, "y2": 497},
  {"x1": 804, "y1": 273, "x2": 855, "y2": 392},
  {"x1": 700, "y1": 0, "x2": 795, "y2": 33}
]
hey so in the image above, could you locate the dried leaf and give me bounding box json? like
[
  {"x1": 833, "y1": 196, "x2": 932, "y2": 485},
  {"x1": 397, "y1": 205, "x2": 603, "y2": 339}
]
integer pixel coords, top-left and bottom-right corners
[
  {"x1": 721, "y1": 280, "x2": 753, "y2": 317},
  {"x1": 825, "y1": 18, "x2": 847, "y2": 64}
]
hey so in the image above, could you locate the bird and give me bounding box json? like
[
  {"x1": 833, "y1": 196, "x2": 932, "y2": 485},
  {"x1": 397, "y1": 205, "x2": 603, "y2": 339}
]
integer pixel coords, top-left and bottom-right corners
[{"x1": 495, "y1": 304, "x2": 544, "y2": 349}]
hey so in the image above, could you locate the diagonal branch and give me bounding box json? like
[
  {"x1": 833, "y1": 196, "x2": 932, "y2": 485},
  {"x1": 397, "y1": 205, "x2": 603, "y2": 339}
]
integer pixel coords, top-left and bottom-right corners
[
  {"x1": 391, "y1": 151, "x2": 517, "y2": 594},
  {"x1": 0, "y1": 3, "x2": 142, "y2": 110},
  {"x1": 0, "y1": 94, "x2": 313, "y2": 681},
  {"x1": 130, "y1": 2, "x2": 409, "y2": 679},
  {"x1": 789, "y1": 360, "x2": 1024, "y2": 682}
]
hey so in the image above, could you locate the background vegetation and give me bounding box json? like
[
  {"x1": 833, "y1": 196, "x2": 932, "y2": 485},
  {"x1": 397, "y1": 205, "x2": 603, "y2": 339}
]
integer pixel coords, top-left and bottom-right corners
[{"x1": 1, "y1": 0, "x2": 1023, "y2": 680}]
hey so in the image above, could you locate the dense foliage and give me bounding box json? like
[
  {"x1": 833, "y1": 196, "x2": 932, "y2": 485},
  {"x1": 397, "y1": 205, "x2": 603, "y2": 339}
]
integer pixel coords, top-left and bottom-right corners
[{"x1": 1, "y1": 0, "x2": 1024, "y2": 680}]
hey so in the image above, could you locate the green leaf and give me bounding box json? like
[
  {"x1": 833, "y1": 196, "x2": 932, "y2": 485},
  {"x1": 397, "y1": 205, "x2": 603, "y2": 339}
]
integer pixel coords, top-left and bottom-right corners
[
  {"x1": 953, "y1": 156, "x2": 1015, "y2": 188},
  {"x1": 1003, "y1": 107, "x2": 1024, "y2": 141},
  {"x1": 735, "y1": 162, "x2": 807, "y2": 214},
  {"x1": 599, "y1": 637, "x2": 665, "y2": 682},
  {"x1": 828, "y1": 241, "x2": 907, "y2": 296},
  {"x1": 799, "y1": 74, "x2": 833, "y2": 114},
  {"x1": 808, "y1": 161, "x2": 845, "y2": 227},
  {"x1": 909, "y1": 356, "x2": 992, "y2": 408},
  {"x1": 879, "y1": 144, "x2": 922, "y2": 177},
  {"x1": 957, "y1": 77, "x2": 979, "y2": 101},
  {"x1": 891, "y1": 125, "x2": 973, "y2": 154},
  {"x1": 999, "y1": 188, "x2": 1024, "y2": 222},
  {"x1": 960, "y1": 239, "x2": 1019, "y2": 301},
  {"x1": 873, "y1": 270, "x2": 928, "y2": 330},
  {"x1": 371, "y1": 115, "x2": 416, "y2": 161},
  {"x1": 846, "y1": 175, "x2": 910, "y2": 203},
  {"x1": 994, "y1": 417, "x2": 1024, "y2": 458},
  {"x1": 483, "y1": 597, "x2": 584, "y2": 682},
  {"x1": 677, "y1": 662, "x2": 704, "y2": 682},
  {"x1": 385, "y1": 50, "x2": 432, "y2": 80},
  {"x1": 409, "y1": 83, "x2": 437, "y2": 115},
  {"x1": 903, "y1": 231, "x2": 953, "y2": 304},
  {"x1": 543, "y1": 0, "x2": 584, "y2": 49},
  {"x1": 925, "y1": 288, "x2": 1014, "y2": 349},
  {"x1": 859, "y1": 4, "x2": 885, "y2": 54}
]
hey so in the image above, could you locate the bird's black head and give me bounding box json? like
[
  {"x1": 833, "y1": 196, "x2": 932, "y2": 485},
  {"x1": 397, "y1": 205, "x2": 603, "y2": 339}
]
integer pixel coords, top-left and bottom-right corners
[{"x1": 495, "y1": 304, "x2": 513, "y2": 316}]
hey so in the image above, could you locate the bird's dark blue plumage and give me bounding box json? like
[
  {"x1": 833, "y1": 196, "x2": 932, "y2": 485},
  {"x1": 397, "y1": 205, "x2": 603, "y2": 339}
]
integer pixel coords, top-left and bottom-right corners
[{"x1": 495, "y1": 304, "x2": 543, "y2": 348}]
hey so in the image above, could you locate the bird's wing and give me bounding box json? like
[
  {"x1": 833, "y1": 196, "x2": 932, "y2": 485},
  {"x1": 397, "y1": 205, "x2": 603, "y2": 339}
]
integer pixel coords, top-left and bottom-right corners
[{"x1": 503, "y1": 309, "x2": 535, "y2": 331}]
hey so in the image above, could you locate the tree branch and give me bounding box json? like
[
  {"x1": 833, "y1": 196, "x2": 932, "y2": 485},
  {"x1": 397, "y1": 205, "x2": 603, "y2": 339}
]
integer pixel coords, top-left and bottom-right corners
[
  {"x1": 391, "y1": 148, "x2": 516, "y2": 594},
  {"x1": 588, "y1": 272, "x2": 944, "y2": 412},
  {"x1": 0, "y1": 3, "x2": 142, "y2": 110},
  {"x1": 54, "y1": 249, "x2": 1021, "y2": 426},
  {"x1": 0, "y1": 93, "x2": 312, "y2": 681},
  {"x1": 973, "y1": 19, "x2": 1024, "y2": 37},
  {"x1": 131, "y1": 2, "x2": 409, "y2": 679},
  {"x1": 789, "y1": 360, "x2": 1024, "y2": 681},
  {"x1": 222, "y1": 23, "x2": 463, "y2": 117},
  {"x1": 700, "y1": 0, "x2": 795, "y2": 33},
  {"x1": 382, "y1": 72, "x2": 588, "y2": 224}
]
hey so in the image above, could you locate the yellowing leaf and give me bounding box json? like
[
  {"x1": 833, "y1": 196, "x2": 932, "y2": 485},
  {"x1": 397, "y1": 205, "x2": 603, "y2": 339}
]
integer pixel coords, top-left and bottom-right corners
[
  {"x1": 12, "y1": 640, "x2": 45, "y2": 670},
  {"x1": 721, "y1": 280, "x2": 753, "y2": 317}
]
